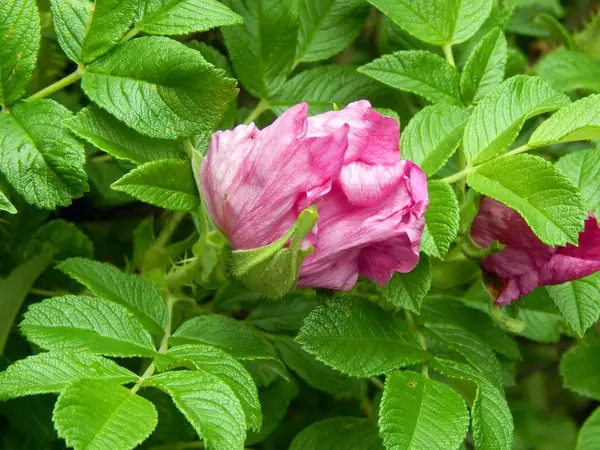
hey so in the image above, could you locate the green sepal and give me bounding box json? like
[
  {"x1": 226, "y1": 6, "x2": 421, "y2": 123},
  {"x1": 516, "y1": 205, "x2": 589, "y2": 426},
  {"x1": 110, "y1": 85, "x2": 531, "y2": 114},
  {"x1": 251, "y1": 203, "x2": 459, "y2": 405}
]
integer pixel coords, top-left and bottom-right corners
[{"x1": 231, "y1": 206, "x2": 318, "y2": 299}]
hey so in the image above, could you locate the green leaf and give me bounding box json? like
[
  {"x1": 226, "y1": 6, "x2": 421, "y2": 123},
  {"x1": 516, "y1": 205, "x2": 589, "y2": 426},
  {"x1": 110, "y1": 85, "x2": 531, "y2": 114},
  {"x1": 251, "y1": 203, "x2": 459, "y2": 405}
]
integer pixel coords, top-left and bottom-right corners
[
  {"x1": 461, "y1": 28, "x2": 507, "y2": 105},
  {"x1": 424, "y1": 322, "x2": 504, "y2": 389},
  {"x1": 20, "y1": 295, "x2": 156, "y2": 357},
  {"x1": 463, "y1": 76, "x2": 569, "y2": 164},
  {"x1": 466, "y1": 154, "x2": 587, "y2": 246},
  {"x1": 57, "y1": 257, "x2": 168, "y2": 335},
  {"x1": 420, "y1": 297, "x2": 521, "y2": 360},
  {"x1": 430, "y1": 358, "x2": 514, "y2": 450},
  {"x1": 560, "y1": 340, "x2": 600, "y2": 401},
  {"x1": 82, "y1": 36, "x2": 238, "y2": 139},
  {"x1": 246, "y1": 378, "x2": 296, "y2": 444},
  {"x1": 296, "y1": 0, "x2": 370, "y2": 63},
  {"x1": 0, "y1": 188, "x2": 16, "y2": 214},
  {"x1": 290, "y1": 417, "x2": 384, "y2": 450},
  {"x1": 401, "y1": 104, "x2": 468, "y2": 176},
  {"x1": 358, "y1": 51, "x2": 462, "y2": 105},
  {"x1": 159, "y1": 344, "x2": 261, "y2": 431},
  {"x1": 546, "y1": 273, "x2": 600, "y2": 337},
  {"x1": 529, "y1": 95, "x2": 600, "y2": 147},
  {"x1": 274, "y1": 337, "x2": 364, "y2": 398},
  {"x1": 0, "y1": 99, "x2": 87, "y2": 209},
  {"x1": 111, "y1": 159, "x2": 200, "y2": 212},
  {"x1": 221, "y1": 0, "x2": 298, "y2": 98},
  {"x1": 149, "y1": 371, "x2": 246, "y2": 450},
  {"x1": 53, "y1": 380, "x2": 157, "y2": 450},
  {"x1": 248, "y1": 293, "x2": 317, "y2": 332},
  {"x1": 0, "y1": 351, "x2": 137, "y2": 400},
  {"x1": 366, "y1": 0, "x2": 493, "y2": 45},
  {"x1": 172, "y1": 315, "x2": 277, "y2": 361},
  {"x1": 577, "y1": 407, "x2": 600, "y2": 450},
  {"x1": 537, "y1": 49, "x2": 600, "y2": 94},
  {"x1": 516, "y1": 288, "x2": 564, "y2": 343},
  {"x1": 297, "y1": 297, "x2": 430, "y2": 377},
  {"x1": 0, "y1": 259, "x2": 53, "y2": 353},
  {"x1": 379, "y1": 370, "x2": 469, "y2": 450},
  {"x1": 556, "y1": 148, "x2": 600, "y2": 216},
  {"x1": 65, "y1": 106, "x2": 186, "y2": 165},
  {"x1": 135, "y1": 0, "x2": 243, "y2": 36},
  {"x1": 378, "y1": 256, "x2": 431, "y2": 313},
  {"x1": 421, "y1": 181, "x2": 460, "y2": 259},
  {"x1": 0, "y1": 0, "x2": 40, "y2": 105},
  {"x1": 270, "y1": 65, "x2": 385, "y2": 115},
  {"x1": 23, "y1": 218, "x2": 94, "y2": 262},
  {"x1": 50, "y1": 0, "x2": 137, "y2": 63}
]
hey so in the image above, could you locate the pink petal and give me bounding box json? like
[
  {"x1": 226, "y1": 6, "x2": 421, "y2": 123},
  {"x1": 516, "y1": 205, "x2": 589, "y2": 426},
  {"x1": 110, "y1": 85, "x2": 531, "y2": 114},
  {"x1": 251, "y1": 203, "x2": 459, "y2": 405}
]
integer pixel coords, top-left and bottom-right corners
[{"x1": 200, "y1": 103, "x2": 349, "y2": 249}]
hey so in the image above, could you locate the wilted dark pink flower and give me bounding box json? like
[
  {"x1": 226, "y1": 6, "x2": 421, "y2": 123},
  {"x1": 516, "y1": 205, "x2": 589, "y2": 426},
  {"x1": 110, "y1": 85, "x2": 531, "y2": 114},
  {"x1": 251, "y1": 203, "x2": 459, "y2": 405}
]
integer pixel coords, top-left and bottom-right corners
[
  {"x1": 471, "y1": 197, "x2": 600, "y2": 304},
  {"x1": 200, "y1": 100, "x2": 428, "y2": 291}
]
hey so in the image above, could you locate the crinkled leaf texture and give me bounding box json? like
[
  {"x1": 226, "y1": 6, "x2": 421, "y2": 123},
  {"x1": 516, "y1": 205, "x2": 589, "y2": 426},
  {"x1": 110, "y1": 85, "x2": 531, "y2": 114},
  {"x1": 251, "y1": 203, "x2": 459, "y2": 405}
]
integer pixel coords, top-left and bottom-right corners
[
  {"x1": 577, "y1": 407, "x2": 600, "y2": 450},
  {"x1": 296, "y1": 0, "x2": 370, "y2": 63},
  {"x1": 290, "y1": 417, "x2": 384, "y2": 450},
  {"x1": 537, "y1": 49, "x2": 600, "y2": 94},
  {"x1": 424, "y1": 322, "x2": 504, "y2": 389},
  {"x1": 378, "y1": 370, "x2": 469, "y2": 450},
  {"x1": 222, "y1": 0, "x2": 298, "y2": 98},
  {"x1": 463, "y1": 75, "x2": 569, "y2": 164},
  {"x1": 135, "y1": 0, "x2": 244, "y2": 36},
  {"x1": 431, "y1": 358, "x2": 514, "y2": 450},
  {"x1": 0, "y1": 99, "x2": 88, "y2": 209},
  {"x1": 50, "y1": 0, "x2": 138, "y2": 63},
  {"x1": 378, "y1": 256, "x2": 431, "y2": 313},
  {"x1": 0, "y1": 0, "x2": 40, "y2": 105},
  {"x1": 402, "y1": 104, "x2": 469, "y2": 176},
  {"x1": 270, "y1": 65, "x2": 385, "y2": 115},
  {"x1": 546, "y1": 273, "x2": 600, "y2": 337},
  {"x1": 359, "y1": 50, "x2": 462, "y2": 105},
  {"x1": 0, "y1": 351, "x2": 137, "y2": 400},
  {"x1": 461, "y1": 27, "x2": 507, "y2": 105},
  {"x1": 297, "y1": 297, "x2": 430, "y2": 377},
  {"x1": 466, "y1": 154, "x2": 587, "y2": 246},
  {"x1": 172, "y1": 315, "x2": 277, "y2": 361},
  {"x1": 57, "y1": 257, "x2": 168, "y2": 335},
  {"x1": 81, "y1": 36, "x2": 238, "y2": 139},
  {"x1": 557, "y1": 148, "x2": 600, "y2": 217},
  {"x1": 421, "y1": 181, "x2": 460, "y2": 259},
  {"x1": 560, "y1": 340, "x2": 600, "y2": 401},
  {"x1": 65, "y1": 105, "x2": 186, "y2": 165},
  {"x1": 53, "y1": 380, "x2": 158, "y2": 450},
  {"x1": 367, "y1": 0, "x2": 493, "y2": 45},
  {"x1": 149, "y1": 371, "x2": 247, "y2": 450},
  {"x1": 20, "y1": 295, "x2": 156, "y2": 357},
  {"x1": 158, "y1": 344, "x2": 261, "y2": 431},
  {"x1": 529, "y1": 94, "x2": 600, "y2": 147},
  {"x1": 111, "y1": 159, "x2": 200, "y2": 212}
]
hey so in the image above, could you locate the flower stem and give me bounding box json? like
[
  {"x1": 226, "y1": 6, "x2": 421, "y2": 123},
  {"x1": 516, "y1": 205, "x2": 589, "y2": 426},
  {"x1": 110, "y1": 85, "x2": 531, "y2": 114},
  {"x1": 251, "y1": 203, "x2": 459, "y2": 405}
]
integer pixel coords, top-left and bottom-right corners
[
  {"x1": 443, "y1": 43, "x2": 455, "y2": 67},
  {"x1": 244, "y1": 99, "x2": 270, "y2": 124},
  {"x1": 405, "y1": 310, "x2": 429, "y2": 377},
  {"x1": 27, "y1": 66, "x2": 85, "y2": 101},
  {"x1": 440, "y1": 144, "x2": 532, "y2": 184},
  {"x1": 121, "y1": 27, "x2": 141, "y2": 43},
  {"x1": 370, "y1": 377, "x2": 385, "y2": 390},
  {"x1": 131, "y1": 295, "x2": 177, "y2": 394}
]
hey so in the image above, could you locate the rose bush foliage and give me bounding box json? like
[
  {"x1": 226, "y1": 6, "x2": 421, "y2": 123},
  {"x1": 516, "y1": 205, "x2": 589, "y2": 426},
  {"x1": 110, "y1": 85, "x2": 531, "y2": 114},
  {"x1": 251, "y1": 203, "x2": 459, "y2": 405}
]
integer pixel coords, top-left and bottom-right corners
[{"x1": 1, "y1": 1, "x2": 600, "y2": 450}]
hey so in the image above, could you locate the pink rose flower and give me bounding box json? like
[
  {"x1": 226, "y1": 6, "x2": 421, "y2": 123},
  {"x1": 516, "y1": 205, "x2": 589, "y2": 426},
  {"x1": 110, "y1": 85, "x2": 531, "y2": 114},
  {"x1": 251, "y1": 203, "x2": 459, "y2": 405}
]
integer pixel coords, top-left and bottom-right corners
[
  {"x1": 200, "y1": 100, "x2": 428, "y2": 291},
  {"x1": 471, "y1": 197, "x2": 600, "y2": 304}
]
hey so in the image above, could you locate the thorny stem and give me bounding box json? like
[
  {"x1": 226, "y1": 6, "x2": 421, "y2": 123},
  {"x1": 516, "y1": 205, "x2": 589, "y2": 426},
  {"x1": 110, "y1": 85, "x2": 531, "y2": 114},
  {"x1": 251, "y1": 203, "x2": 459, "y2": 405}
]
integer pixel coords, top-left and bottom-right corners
[
  {"x1": 440, "y1": 144, "x2": 531, "y2": 184},
  {"x1": 131, "y1": 295, "x2": 177, "y2": 394},
  {"x1": 244, "y1": 99, "x2": 270, "y2": 124},
  {"x1": 25, "y1": 24, "x2": 142, "y2": 103}
]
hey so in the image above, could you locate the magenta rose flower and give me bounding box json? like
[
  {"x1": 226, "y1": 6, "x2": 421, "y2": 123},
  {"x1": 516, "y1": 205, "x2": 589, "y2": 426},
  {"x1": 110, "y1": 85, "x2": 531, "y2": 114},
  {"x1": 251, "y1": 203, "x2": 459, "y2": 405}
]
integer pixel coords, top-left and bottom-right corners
[
  {"x1": 471, "y1": 196, "x2": 600, "y2": 304},
  {"x1": 200, "y1": 100, "x2": 428, "y2": 291}
]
